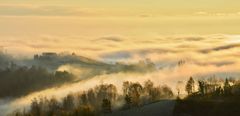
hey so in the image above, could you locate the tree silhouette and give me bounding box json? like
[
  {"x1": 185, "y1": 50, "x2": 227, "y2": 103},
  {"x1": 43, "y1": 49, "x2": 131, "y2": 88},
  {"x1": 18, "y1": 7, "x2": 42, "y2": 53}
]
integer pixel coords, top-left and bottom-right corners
[
  {"x1": 124, "y1": 94, "x2": 132, "y2": 109},
  {"x1": 102, "y1": 98, "x2": 112, "y2": 113},
  {"x1": 185, "y1": 77, "x2": 195, "y2": 95},
  {"x1": 48, "y1": 97, "x2": 60, "y2": 115},
  {"x1": 79, "y1": 91, "x2": 88, "y2": 105},
  {"x1": 129, "y1": 83, "x2": 143, "y2": 106},
  {"x1": 224, "y1": 78, "x2": 231, "y2": 95},
  {"x1": 62, "y1": 94, "x2": 75, "y2": 111},
  {"x1": 198, "y1": 80, "x2": 206, "y2": 95},
  {"x1": 123, "y1": 81, "x2": 130, "y2": 95},
  {"x1": 30, "y1": 98, "x2": 41, "y2": 116}
]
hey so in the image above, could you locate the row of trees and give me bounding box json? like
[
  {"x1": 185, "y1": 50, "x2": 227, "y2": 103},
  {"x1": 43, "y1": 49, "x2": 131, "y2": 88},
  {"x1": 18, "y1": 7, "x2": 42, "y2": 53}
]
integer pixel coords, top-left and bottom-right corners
[
  {"x1": 185, "y1": 76, "x2": 240, "y2": 98},
  {"x1": 0, "y1": 65, "x2": 75, "y2": 98},
  {"x1": 174, "y1": 77, "x2": 240, "y2": 116},
  {"x1": 12, "y1": 80, "x2": 173, "y2": 116},
  {"x1": 123, "y1": 80, "x2": 173, "y2": 108}
]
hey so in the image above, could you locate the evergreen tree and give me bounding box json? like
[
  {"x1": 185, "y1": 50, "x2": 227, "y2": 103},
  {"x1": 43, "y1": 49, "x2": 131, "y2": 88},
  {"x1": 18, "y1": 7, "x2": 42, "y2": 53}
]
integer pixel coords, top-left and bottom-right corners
[
  {"x1": 224, "y1": 78, "x2": 231, "y2": 95},
  {"x1": 198, "y1": 80, "x2": 206, "y2": 95},
  {"x1": 185, "y1": 77, "x2": 195, "y2": 95}
]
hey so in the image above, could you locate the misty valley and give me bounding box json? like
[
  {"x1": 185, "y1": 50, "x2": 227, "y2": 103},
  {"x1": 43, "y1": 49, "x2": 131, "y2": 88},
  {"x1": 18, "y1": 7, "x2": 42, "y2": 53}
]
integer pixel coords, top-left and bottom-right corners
[
  {"x1": 0, "y1": 52, "x2": 156, "y2": 99},
  {"x1": 0, "y1": 51, "x2": 240, "y2": 116}
]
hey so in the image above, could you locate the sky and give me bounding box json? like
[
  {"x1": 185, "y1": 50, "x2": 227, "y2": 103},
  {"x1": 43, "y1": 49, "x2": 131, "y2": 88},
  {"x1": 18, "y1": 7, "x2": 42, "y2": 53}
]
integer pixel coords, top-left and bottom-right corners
[{"x1": 0, "y1": 0, "x2": 240, "y2": 58}]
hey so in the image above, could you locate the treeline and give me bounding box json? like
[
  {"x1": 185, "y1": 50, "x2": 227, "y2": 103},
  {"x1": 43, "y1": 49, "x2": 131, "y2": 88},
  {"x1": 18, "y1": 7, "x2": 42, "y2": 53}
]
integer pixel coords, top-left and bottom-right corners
[
  {"x1": 0, "y1": 65, "x2": 75, "y2": 98},
  {"x1": 184, "y1": 77, "x2": 240, "y2": 99},
  {"x1": 12, "y1": 80, "x2": 173, "y2": 116},
  {"x1": 174, "y1": 77, "x2": 240, "y2": 116}
]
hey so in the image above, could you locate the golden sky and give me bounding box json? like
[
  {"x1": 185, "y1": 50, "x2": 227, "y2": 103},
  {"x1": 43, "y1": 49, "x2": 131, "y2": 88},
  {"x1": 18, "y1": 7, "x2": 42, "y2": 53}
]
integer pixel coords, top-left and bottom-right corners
[
  {"x1": 1, "y1": 0, "x2": 240, "y2": 15},
  {"x1": 0, "y1": 0, "x2": 240, "y2": 57}
]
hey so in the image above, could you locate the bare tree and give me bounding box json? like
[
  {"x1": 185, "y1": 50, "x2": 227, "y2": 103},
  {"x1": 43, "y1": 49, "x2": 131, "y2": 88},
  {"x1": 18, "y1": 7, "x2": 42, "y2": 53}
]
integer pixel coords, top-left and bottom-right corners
[
  {"x1": 102, "y1": 98, "x2": 112, "y2": 113},
  {"x1": 129, "y1": 83, "x2": 143, "y2": 106}
]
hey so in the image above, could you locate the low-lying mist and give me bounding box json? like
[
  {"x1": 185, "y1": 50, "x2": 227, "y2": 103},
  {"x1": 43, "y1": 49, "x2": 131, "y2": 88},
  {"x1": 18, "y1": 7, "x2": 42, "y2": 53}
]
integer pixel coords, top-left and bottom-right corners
[{"x1": 1, "y1": 60, "x2": 240, "y2": 115}]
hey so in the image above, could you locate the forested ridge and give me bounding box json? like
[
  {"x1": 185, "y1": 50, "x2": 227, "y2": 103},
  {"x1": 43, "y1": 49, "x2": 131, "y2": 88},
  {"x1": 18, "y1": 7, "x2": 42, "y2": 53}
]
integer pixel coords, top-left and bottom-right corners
[{"x1": 0, "y1": 65, "x2": 74, "y2": 98}]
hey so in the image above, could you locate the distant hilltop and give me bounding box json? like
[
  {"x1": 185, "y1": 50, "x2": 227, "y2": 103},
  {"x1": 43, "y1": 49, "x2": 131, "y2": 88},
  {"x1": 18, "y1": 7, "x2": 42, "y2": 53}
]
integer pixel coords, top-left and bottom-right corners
[
  {"x1": 31, "y1": 52, "x2": 109, "y2": 71},
  {"x1": 31, "y1": 52, "x2": 157, "y2": 73},
  {"x1": 34, "y1": 52, "x2": 76, "y2": 60}
]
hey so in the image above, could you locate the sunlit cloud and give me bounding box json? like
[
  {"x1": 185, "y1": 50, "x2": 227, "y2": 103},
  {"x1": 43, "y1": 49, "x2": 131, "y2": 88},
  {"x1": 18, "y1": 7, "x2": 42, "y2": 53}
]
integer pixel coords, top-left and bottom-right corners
[
  {"x1": 194, "y1": 11, "x2": 240, "y2": 16},
  {"x1": 93, "y1": 36, "x2": 125, "y2": 42},
  {"x1": 199, "y1": 43, "x2": 240, "y2": 53}
]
